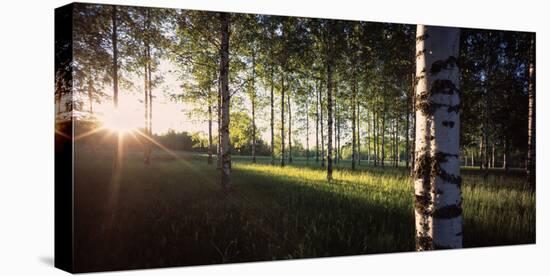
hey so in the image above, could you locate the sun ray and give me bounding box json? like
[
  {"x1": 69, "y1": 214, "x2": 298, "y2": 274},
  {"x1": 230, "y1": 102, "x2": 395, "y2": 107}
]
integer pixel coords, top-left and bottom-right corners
[{"x1": 74, "y1": 126, "x2": 107, "y2": 141}]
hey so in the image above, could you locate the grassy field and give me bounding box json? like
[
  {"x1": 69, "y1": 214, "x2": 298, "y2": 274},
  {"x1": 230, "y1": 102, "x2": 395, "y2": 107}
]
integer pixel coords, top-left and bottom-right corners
[{"x1": 73, "y1": 148, "x2": 535, "y2": 272}]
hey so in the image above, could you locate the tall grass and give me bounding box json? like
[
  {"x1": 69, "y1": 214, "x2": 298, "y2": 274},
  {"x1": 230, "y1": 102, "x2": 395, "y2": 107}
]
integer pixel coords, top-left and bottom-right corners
[{"x1": 73, "y1": 149, "x2": 535, "y2": 272}]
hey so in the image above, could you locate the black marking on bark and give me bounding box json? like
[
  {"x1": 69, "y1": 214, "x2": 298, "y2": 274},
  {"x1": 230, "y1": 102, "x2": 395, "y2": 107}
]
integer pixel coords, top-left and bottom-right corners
[
  {"x1": 434, "y1": 151, "x2": 459, "y2": 160},
  {"x1": 414, "y1": 75, "x2": 425, "y2": 85},
  {"x1": 414, "y1": 194, "x2": 432, "y2": 215},
  {"x1": 416, "y1": 49, "x2": 426, "y2": 58},
  {"x1": 430, "y1": 79, "x2": 460, "y2": 95},
  {"x1": 429, "y1": 56, "x2": 459, "y2": 75},
  {"x1": 432, "y1": 152, "x2": 462, "y2": 186},
  {"x1": 415, "y1": 153, "x2": 432, "y2": 183},
  {"x1": 416, "y1": 33, "x2": 430, "y2": 42},
  {"x1": 432, "y1": 204, "x2": 462, "y2": 219},
  {"x1": 416, "y1": 85, "x2": 460, "y2": 116},
  {"x1": 442, "y1": 120, "x2": 455, "y2": 128},
  {"x1": 416, "y1": 235, "x2": 433, "y2": 250},
  {"x1": 446, "y1": 103, "x2": 460, "y2": 113}
]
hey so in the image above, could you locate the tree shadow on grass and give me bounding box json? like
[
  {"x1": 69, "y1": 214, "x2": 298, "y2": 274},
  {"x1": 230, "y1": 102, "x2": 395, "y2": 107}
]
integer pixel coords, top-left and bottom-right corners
[{"x1": 71, "y1": 152, "x2": 534, "y2": 273}]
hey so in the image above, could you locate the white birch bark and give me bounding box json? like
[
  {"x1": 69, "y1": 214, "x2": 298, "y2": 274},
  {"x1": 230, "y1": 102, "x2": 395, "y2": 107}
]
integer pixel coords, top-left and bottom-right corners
[
  {"x1": 219, "y1": 13, "x2": 231, "y2": 192},
  {"x1": 414, "y1": 25, "x2": 462, "y2": 250},
  {"x1": 526, "y1": 35, "x2": 535, "y2": 190}
]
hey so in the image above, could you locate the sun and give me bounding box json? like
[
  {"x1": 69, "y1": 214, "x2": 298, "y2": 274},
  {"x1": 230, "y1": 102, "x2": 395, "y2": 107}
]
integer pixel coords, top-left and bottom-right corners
[{"x1": 101, "y1": 108, "x2": 140, "y2": 134}]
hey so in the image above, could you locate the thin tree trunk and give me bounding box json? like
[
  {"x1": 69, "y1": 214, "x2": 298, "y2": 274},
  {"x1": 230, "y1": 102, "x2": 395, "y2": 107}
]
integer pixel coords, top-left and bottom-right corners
[
  {"x1": 471, "y1": 148, "x2": 474, "y2": 167},
  {"x1": 357, "y1": 103, "x2": 361, "y2": 166},
  {"x1": 316, "y1": 81, "x2": 320, "y2": 163},
  {"x1": 372, "y1": 112, "x2": 378, "y2": 166},
  {"x1": 112, "y1": 6, "x2": 118, "y2": 109},
  {"x1": 207, "y1": 102, "x2": 213, "y2": 164},
  {"x1": 503, "y1": 138, "x2": 508, "y2": 172},
  {"x1": 306, "y1": 93, "x2": 310, "y2": 164},
  {"x1": 491, "y1": 143, "x2": 495, "y2": 168},
  {"x1": 479, "y1": 136, "x2": 483, "y2": 170},
  {"x1": 148, "y1": 47, "x2": 153, "y2": 136},
  {"x1": 381, "y1": 112, "x2": 386, "y2": 167},
  {"x1": 396, "y1": 118, "x2": 399, "y2": 167},
  {"x1": 351, "y1": 72, "x2": 357, "y2": 170},
  {"x1": 111, "y1": 5, "x2": 120, "y2": 170},
  {"x1": 143, "y1": 61, "x2": 150, "y2": 166},
  {"x1": 336, "y1": 100, "x2": 340, "y2": 165},
  {"x1": 319, "y1": 80, "x2": 325, "y2": 168},
  {"x1": 87, "y1": 78, "x2": 94, "y2": 114},
  {"x1": 414, "y1": 25, "x2": 462, "y2": 250},
  {"x1": 270, "y1": 63, "x2": 275, "y2": 165},
  {"x1": 251, "y1": 53, "x2": 257, "y2": 163},
  {"x1": 142, "y1": 10, "x2": 151, "y2": 166},
  {"x1": 366, "y1": 111, "x2": 371, "y2": 165},
  {"x1": 288, "y1": 92, "x2": 292, "y2": 164},
  {"x1": 219, "y1": 13, "x2": 231, "y2": 192},
  {"x1": 526, "y1": 35, "x2": 536, "y2": 190},
  {"x1": 482, "y1": 88, "x2": 489, "y2": 178},
  {"x1": 217, "y1": 78, "x2": 222, "y2": 169},
  {"x1": 410, "y1": 73, "x2": 416, "y2": 175},
  {"x1": 406, "y1": 79, "x2": 411, "y2": 169},
  {"x1": 280, "y1": 72, "x2": 285, "y2": 167},
  {"x1": 326, "y1": 47, "x2": 334, "y2": 181}
]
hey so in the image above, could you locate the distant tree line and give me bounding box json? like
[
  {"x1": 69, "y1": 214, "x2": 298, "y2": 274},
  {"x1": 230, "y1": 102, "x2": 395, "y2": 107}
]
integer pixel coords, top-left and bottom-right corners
[{"x1": 58, "y1": 3, "x2": 535, "y2": 190}]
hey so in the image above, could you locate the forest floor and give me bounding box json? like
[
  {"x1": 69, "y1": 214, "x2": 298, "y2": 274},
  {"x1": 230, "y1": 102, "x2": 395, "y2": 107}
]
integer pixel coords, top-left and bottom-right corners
[{"x1": 73, "y1": 148, "x2": 535, "y2": 272}]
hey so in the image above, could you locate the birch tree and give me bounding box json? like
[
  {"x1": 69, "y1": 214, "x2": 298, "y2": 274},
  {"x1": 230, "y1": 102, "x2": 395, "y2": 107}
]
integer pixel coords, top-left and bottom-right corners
[
  {"x1": 219, "y1": 12, "x2": 231, "y2": 191},
  {"x1": 414, "y1": 25, "x2": 462, "y2": 250},
  {"x1": 526, "y1": 35, "x2": 535, "y2": 190}
]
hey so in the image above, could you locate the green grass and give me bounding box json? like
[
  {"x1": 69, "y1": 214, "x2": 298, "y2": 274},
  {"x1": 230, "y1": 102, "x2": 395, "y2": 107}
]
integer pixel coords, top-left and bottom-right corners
[{"x1": 73, "y1": 149, "x2": 535, "y2": 272}]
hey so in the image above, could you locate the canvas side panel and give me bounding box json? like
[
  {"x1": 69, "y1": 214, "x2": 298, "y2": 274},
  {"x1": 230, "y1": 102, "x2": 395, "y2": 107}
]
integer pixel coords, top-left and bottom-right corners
[{"x1": 54, "y1": 3, "x2": 75, "y2": 273}]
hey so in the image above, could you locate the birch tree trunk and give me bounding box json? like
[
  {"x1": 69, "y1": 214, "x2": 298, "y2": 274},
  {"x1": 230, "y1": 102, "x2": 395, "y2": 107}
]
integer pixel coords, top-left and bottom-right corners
[
  {"x1": 251, "y1": 53, "x2": 257, "y2": 163},
  {"x1": 280, "y1": 72, "x2": 285, "y2": 167},
  {"x1": 414, "y1": 25, "x2": 462, "y2": 250},
  {"x1": 217, "y1": 78, "x2": 222, "y2": 169},
  {"x1": 372, "y1": 112, "x2": 378, "y2": 166},
  {"x1": 208, "y1": 102, "x2": 213, "y2": 164},
  {"x1": 319, "y1": 80, "x2": 325, "y2": 168},
  {"x1": 336, "y1": 100, "x2": 340, "y2": 165},
  {"x1": 87, "y1": 78, "x2": 94, "y2": 114},
  {"x1": 219, "y1": 12, "x2": 231, "y2": 192},
  {"x1": 411, "y1": 73, "x2": 416, "y2": 175},
  {"x1": 396, "y1": 118, "x2": 399, "y2": 167},
  {"x1": 406, "y1": 78, "x2": 411, "y2": 169},
  {"x1": 270, "y1": 64, "x2": 275, "y2": 165},
  {"x1": 148, "y1": 47, "x2": 153, "y2": 137},
  {"x1": 358, "y1": 104, "x2": 361, "y2": 166},
  {"x1": 143, "y1": 60, "x2": 150, "y2": 166},
  {"x1": 288, "y1": 92, "x2": 293, "y2": 163},
  {"x1": 316, "y1": 81, "x2": 320, "y2": 163},
  {"x1": 381, "y1": 112, "x2": 386, "y2": 167},
  {"x1": 482, "y1": 88, "x2": 489, "y2": 178},
  {"x1": 143, "y1": 11, "x2": 151, "y2": 167},
  {"x1": 112, "y1": 6, "x2": 118, "y2": 109},
  {"x1": 306, "y1": 93, "x2": 310, "y2": 164},
  {"x1": 111, "y1": 5, "x2": 120, "y2": 170},
  {"x1": 351, "y1": 72, "x2": 357, "y2": 170},
  {"x1": 367, "y1": 111, "x2": 371, "y2": 165},
  {"x1": 491, "y1": 143, "x2": 495, "y2": 168},
  {"x1": 326, "y1": 54, "x2": 334, "y2": 181},
  {"x1": 503, "y1": 138, "x2": 508, "y2": 172},
  {"x1": 526, "y1": 35, "x2": 536, "y2": 190}
]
